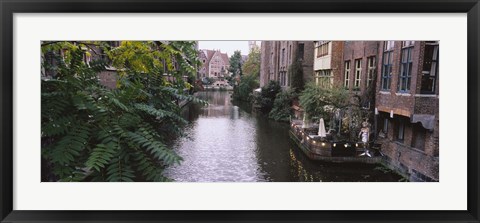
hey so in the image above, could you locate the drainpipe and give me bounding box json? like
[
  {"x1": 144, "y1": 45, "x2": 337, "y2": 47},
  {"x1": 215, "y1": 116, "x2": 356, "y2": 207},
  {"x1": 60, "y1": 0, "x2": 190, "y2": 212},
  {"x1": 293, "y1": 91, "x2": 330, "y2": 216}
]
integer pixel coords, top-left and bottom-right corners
[{"x1": 374, "y1": 107, "x2": 378, "y2": 140}]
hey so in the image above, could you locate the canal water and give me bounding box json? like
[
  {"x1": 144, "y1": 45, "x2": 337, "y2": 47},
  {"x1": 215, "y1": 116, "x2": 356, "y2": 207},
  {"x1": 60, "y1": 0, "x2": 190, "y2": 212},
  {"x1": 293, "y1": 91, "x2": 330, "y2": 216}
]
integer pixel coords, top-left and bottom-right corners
[{"x1": 164, "y1": 91, "x2": 403, "y2": 182}]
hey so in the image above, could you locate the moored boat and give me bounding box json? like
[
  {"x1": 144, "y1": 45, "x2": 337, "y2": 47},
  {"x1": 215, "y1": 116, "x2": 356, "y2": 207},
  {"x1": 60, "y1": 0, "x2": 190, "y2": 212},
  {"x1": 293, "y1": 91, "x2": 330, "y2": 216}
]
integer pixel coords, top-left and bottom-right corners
[{"x1": 289, "y1": 120, "x2": 383, "y2": 163}]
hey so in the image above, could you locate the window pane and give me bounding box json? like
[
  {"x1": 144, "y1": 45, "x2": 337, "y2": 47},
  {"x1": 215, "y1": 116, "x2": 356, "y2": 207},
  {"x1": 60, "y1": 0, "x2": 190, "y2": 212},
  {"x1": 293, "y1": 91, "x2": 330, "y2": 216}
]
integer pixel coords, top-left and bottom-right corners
[
  {"x1": 423, "y1": 45, "x2": 434, "y2": 72},
  {"x1": 430, "y1": 61, "x2": 437, "y2": 77},
  {"x1": 421, "y1": 44, "x2": 439, "y2": 93},
  {"x1": 298, "y1": 43, "x2": 305, "y2": 60},
  {"x1": 398, "y1": 121, "x2": 404, "y2": 140},
  {"x1": 406, "y1": 76, "x2": 411, "y2": 91},
  {"x1": 383, "y1": 118, "x2": 389, "y2": 133},
  {"x1": 402, "y1": 49, "x2": 408, "y2": 62},
  {"x1": 432, "y1": 46, "x2": 439, "y2": 60}
]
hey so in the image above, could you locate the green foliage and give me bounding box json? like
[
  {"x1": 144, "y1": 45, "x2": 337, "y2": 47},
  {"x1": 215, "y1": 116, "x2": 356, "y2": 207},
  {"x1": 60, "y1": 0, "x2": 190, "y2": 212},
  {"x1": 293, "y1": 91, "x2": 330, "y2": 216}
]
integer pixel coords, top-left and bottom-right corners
[
  {"x1": 242, "y1": 48, "x2": 260, "y2": 77},
  {"x1": 41, "y1": 41, "x2": 205, "y2": 182},
  {"x1": 253, "y1": 80, "x2": 282, "y2": 114},
  {"x1": 299, "y1": 83, "x2": 349, "y2": 122},
  {"x1": 232, "y1": 74, "x2": 258, "y2": 102},
  {"x1": 269, "y1": 90, "x2": 296, "y2": 122},
  {"x1": 288, "y1": 59, "x2": 304, "y2": 93},
  {"x1": 228, "y1": 50, "x2": 243, "y2": 76},
  {"x1": 108, "y1": 41, "x2": 200, "y2": 91}
]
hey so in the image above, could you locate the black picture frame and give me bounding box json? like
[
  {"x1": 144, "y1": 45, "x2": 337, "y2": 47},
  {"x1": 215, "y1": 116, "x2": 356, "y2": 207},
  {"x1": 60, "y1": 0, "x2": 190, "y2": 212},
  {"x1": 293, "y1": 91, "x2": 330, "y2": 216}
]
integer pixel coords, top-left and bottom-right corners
[{"x1": 1, "y1": 0, "x2": 479, "y2": 222}]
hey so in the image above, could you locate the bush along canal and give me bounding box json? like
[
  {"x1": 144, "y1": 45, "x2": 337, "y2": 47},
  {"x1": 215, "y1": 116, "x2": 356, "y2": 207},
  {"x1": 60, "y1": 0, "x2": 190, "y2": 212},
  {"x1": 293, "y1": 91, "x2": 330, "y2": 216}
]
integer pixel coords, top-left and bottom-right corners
[{"x1": 164, "y1": 91, "x2": 404, "y2": 182}]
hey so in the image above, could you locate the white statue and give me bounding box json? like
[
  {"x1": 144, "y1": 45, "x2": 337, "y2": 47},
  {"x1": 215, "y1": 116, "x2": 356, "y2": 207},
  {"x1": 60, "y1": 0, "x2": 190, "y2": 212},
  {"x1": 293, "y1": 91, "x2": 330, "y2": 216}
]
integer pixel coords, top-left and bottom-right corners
[{"x1": 358, "y1": 120, "x2": 371, "y2": 157}]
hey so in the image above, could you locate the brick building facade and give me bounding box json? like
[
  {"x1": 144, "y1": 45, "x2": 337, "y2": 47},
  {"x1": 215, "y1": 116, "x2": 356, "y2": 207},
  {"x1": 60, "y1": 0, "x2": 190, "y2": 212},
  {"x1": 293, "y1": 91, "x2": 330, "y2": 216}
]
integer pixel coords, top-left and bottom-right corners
[
  {"x1": 339, "y1": 41, "x2": 380, "y2": 117},
  {"x1": 42, "y1": 41, "x2": 198, "y2": 89},
  {"x1": 198, "y1": 50, "x2": 208, "y2": 78},
  {"x1": 309, "y1": 40, "x2": 439, "y2": 182},
  {"x1": 260, "y1": 41, "x2": 314, "y2": 89},
  {"x1": 199, "y1": 49, "x2": 230, "y2": 79},
  {"x1": 41, "y1": 41, "x2": 120, "y2": 89},
  {"x1": 374, "y1": 41, "x2": 439, "y2": 182},
  {"x1": 342, "y1": 41, "x2": 379, "y2": 94},
  {"x1": 313, "y1": 41, "x2": 344, "y2": 88}
]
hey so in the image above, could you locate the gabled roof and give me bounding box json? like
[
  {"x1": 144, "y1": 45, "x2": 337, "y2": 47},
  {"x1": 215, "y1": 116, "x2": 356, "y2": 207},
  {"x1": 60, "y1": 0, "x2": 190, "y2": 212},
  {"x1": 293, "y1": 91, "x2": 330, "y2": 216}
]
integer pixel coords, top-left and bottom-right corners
[
  {"x1": 201, "y1": 49, "x2": 230, "y2": 66},
  {"x1": 198, "y1": 50, "x2": 207, "y2": 59},
  {"x1": 204, "y1": 49, "x2": 216, "y2": 62},
  {"x1": 221, "y1": 53, "x2": 230, "y2": 66}
]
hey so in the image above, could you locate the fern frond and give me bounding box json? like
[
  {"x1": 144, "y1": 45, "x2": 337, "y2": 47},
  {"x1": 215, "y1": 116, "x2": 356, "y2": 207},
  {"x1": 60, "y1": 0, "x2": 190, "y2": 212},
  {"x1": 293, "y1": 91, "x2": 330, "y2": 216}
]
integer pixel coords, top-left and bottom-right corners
[
  {"x1": 59, "y1": 168, "x2": 89, "y2": 182},
  {"x1": 50, "y1": 124, "x2": 90, "y2": 165},
  {"x1": 106, "y1": 156, "x2": 135, "y2": 182},
  {"x1": 85, "y1": 143, "x2": 118, "y2": 172},
  {"x1": 41, "y1": 92, "x2": 71, "y2": 119},
  {"x1": 127, "y1": 130, "x2": 182, "y2": 166},
  {"x1": 108, "y1": 95, "x2": 130, "y2": 112},
  {"x1": 133, "y1": 150, "x2": 171, "y2": 182},
  {"x1": 134, "y1": 103, "x2": 186, "y2": 124},
  {"x1": 42, "y1": 115, "x2": 75, "y2": 137}
]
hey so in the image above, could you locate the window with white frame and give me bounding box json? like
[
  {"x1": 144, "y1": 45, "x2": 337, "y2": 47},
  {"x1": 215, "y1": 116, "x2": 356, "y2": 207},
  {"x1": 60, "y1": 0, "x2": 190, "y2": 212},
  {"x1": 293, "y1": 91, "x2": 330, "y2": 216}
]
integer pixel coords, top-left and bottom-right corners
[
  {"x1": 354, "y1": 59, "x2": 362, "y2": 90},
  {"x1": 316, "y1": 41, "x2": 330, "y2": 58},
  {"x1": 344, "y1": 61, "x2": 350, "y2": 89},
  {"x1": 402, "y1": 41, "x2": 415, "y2": 47},
  {"x1": 315, "y1": 70, "x2": 332, "y2": 88},
  {"x1": 384, "y1": 41, "x2": 395, "y2": 51},
  {"x1": 83, "y1": 51, "x2": 92, "y2": 66},
  {"x1": 367, "y1": 56, "x2": 376, "y2": 88}
]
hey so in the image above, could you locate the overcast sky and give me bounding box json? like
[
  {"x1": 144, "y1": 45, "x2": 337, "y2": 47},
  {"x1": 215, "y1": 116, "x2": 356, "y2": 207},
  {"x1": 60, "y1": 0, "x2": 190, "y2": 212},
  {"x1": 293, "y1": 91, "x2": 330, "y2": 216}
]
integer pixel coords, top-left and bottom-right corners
[{"x1": 198, "y1": 41, "x2": 260, "y2": 57}]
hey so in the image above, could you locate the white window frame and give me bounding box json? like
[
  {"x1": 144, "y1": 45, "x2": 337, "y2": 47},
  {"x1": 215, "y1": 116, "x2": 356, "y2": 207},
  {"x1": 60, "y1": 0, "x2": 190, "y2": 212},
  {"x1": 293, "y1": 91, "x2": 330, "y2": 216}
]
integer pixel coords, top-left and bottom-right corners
[
  {"x1": 367, "y1": 56, "x2": 376, "y2": 88},
  {"x1": 402, "y1": 41, "x2": 415, "y2": 48},
  {"x1": 384, "y1": 41, "x2": 395, "y2": 51},
  {"x1": 344, "y1": 61, "x2": 350, "y2": 89},
  {"x1": 316, "y1": 69, "x2": 332, "y2": 88},
  {"x1": 354, "y1": 59, "x2": 362, "y2": 90}
]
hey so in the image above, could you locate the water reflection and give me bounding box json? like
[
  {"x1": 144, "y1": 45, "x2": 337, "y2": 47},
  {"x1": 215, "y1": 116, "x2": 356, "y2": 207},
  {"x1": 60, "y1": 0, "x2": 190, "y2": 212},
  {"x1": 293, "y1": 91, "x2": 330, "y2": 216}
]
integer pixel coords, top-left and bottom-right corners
[
  {"x1": 164, "y1": 91, "x2": 264, "y2": 182},
  {"x1": 164, "y1": 91, "x2": 402, "y2": 182}
]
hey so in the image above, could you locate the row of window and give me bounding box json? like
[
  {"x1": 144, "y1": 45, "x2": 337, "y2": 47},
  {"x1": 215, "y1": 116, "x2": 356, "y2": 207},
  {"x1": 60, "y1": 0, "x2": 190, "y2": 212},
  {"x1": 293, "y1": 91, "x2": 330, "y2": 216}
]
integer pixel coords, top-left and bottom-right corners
[
  {"x1": 318, "y1": 41, "x2": 438, "y2": 94},
  {"x1": 274, "y1": 42, "x2": 307, "y2": 87},
  {"x1": 315, "y1": 41, "x2": 330, "y2": 58},
  {"x1": 280, "y1": 43, "x2": 306, "y2": 66},
  {"x1": 210, "y1": 65, "x2": 226, "y2": 69},
  {"x1": 343, "y1": 56, "x2": 376, "y2": 90},
  {"x1": 381, "y1": 41, "x2": 439, "y2": 94},
  {"x1": 381, "y1": 116, "x2": 427, "y2": 151},
  {"x1": 315, "y1": 70, "x2": 332, "y2": 88}
]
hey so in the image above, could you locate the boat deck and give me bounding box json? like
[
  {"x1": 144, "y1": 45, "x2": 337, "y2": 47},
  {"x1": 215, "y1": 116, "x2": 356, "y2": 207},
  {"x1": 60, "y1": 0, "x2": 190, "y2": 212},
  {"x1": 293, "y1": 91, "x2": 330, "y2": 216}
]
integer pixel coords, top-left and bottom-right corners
[{"x1": 289, "y1": 121, "x2": 383, "y2": 164}]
